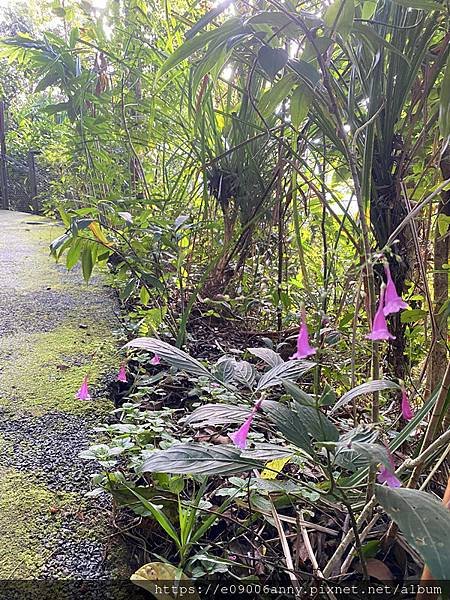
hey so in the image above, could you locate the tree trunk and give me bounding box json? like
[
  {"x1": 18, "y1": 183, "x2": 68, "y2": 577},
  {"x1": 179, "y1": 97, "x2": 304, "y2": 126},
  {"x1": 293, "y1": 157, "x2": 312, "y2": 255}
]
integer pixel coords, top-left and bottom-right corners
[
  {"x1": 371, "y1": 179, "x2": 413, "y2": 380},
  {"x1": 427, "y1": 149, "x2": 450, "y2": 396}
]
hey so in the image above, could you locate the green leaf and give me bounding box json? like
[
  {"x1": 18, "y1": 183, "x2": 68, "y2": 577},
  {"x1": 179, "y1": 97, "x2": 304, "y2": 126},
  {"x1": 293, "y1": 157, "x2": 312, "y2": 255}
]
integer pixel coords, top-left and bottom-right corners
[
  {"x1": 185, "y1": 0, "x2": 234, "y2": 39},
  {"x1": 140, "y1": 286, "x2": 150, "y2": 306},
  {"x1": 126, "y1": 486, "x2": 181, "y2": 549},
  {"x1": 245, "y1": 11, "x2": 321, "y2": 31},
  {"x1": 400, "y1": 308, "x2": 427, "y2": 323},
  {"x1": 336, "y1": 441, "x2": 391, "y2": 471},
  {"x1": 233, "y1": 360, "x2": 256, "y2": 387},
  {"x1": 50, "y1": 232, "x2": 72, "y2": 258},
  {"x1": 289, "y1": 60, "x2": 321, "y2": 87},
  {"x1": 256, "y1": 357, "x2": 315, "y2": 390},
  {"x1": 245, "y1": 11, "x2": 294, "y2": 29},
  {"x1": 42, "y1": 102, "x2": 70, "y2": 115},
  {"x1": 294, "y1": 403, "x2": 339, "y2": 442},
  {"x1": 351, "y1": 24, "x2": 411, "y2": 63},
  {"x1": 247, "y1": 347, "x2": 283, "y2": 367},
  {"x1": 192, "y1": 41, "x2": 230, "y2": 96},
  {"x1": 330, "y1": 380, "x2": 400, "y2": 414},
  {"x1": 65, "y1": 238, "x2": 81, "y2": 270},
  {"x1": 214, "y1": 358, "x2": 237, "y2": 384},
  {"x1": 69, "y1": 27, "x2": 79, "y2": 48},
  {"x1": 125, "y1": 337, "x2": 211, "y2": 378},
  {"x1": 81, "y1": 245, "x2": 94, "y2": 282},
  {"x1": 34, "y1": 70, "x2": 60, "y2": 92},
  {"x1": 324, "y1": 0, "x2": 355, "y2": 39},
  {"x1": 375, "y1": 485, "x2": 450, "y2": 579},
  {"x1": 361, "y1": 0, "x2": 377, "y2": 19},
  {"x1": 437, "y1": 214, "x2": 450, "y2": 236},
  {"x1": 158, "y1": 17, "x2": 242, "y2": 77},
  {"x1": 263, "y1": 400, "x2": 313, "y2": 454},
  {"x1": 290, "y1": 86, "x2": 313, "y2": 128},
  {"x1": 186, "y1": 404, "x2": 253, "y2": 427},
  {"x1": 345, "y1": 389, "x2": 440, "y2": 488},
  {"x1": 259, "y1": 74, "x2": 296, "y2": 117},
  {"x1": 257, "y1": 46, "x2": 289, "y2": 80},
  {"x1": 282, "y1": 380, "x2": 316, "y2": 406},
  {"x1": 142, "y1": 444, "x2": 264, "y2": 475},
  {"x1": 391, "y1": 0, "x2": 443, "y2": 11}
]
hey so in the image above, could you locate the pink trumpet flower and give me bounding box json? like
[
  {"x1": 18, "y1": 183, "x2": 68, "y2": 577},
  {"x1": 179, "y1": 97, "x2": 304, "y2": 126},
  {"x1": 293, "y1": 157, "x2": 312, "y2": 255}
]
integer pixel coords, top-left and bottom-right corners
[
  {"x1": 290, "y1": 307, "x2": 316, "y2": 359},
  {"x1": 229, "y1": 400, "x2": 262, "y2": 450},
  {"x1": 150, "y1": 354, "x2": 161, "y2": 366},
  {"x1": 117, "y1": 363, "x2": 127, "y2": 383},
  {"x1": 377, "y1": 449, "x2": 401, "y2": 488},
  {"x1": 383, "y1": 263, "x2": 409, "y2": 316},
  {"x1": 76, "y1": 375, "x2": 91, "y2": 400},
  {"x1": 229, "y1": 412, "x2": 255, "y2": 450},
  {"x1": 366, "y1": 285, "x2": 395, "y2": 341},
  {"x1": 377, "y1": 465, "x2": 401, "y2": 488},
  {"x1": 401, "y1": 388, "x2": 414, "y2": 421}
]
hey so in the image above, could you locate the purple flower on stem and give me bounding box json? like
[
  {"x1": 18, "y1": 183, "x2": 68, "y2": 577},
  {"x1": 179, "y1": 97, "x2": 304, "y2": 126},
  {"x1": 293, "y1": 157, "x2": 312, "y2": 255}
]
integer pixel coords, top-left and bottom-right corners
[
  {"x1": 117, "y1": 363, "x2": 127, "y2": 383},
  {"x1": 366, "y1": 285, "x2": 395, "y2": 341},
  {"x1": 377, "y1": 449, "x2": 401, "y2": 488},
  {"x1": 401, "y1": 388, "x2": 414, "y2": 421},
  {"x1": 76, "y1": 375, "x2": 91, "y2": 400},
  {"x1": 150, "y1": 354, "x2": 161, "y2": 366},
  {"x1": 377, "y1": 466, "x2": 401, "y2": 488},
  {"x1": 290, "y1": 307, "x2": 316, "y2": 359},
  {"x1": 229, "y1": 400, "x2": 262, "y2": 450},
  {"x1": 383, "y1": 263, "x2": 409, "y2": 316}
]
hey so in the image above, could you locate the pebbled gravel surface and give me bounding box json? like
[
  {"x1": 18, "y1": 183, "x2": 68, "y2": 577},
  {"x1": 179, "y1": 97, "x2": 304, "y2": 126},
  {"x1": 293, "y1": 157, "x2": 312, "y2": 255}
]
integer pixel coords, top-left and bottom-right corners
[
  {"x1": 0, "y1": 412, "x2": 101, "y2": 492},
  {"x1": 0, "y1": 211, "x2": 125, "y2": 581}
]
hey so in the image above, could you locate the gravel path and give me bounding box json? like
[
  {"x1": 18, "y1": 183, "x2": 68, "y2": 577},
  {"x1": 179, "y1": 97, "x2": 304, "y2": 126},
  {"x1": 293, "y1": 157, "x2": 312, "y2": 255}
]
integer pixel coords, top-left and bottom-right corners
[{"x1": 0, "y1": 211, "x2": 130, "y2": 585}]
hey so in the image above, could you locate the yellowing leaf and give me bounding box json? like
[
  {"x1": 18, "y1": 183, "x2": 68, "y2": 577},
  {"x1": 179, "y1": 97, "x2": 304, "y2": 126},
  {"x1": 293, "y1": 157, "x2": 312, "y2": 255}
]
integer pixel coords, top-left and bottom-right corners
[
  {"x1": 437, "y1": 214, "x2": 450, "y2": 237},
  {"x1": 140, "y1": 286, "x2": 150, "y2": 306},
  {"x1": 88, "y1": 221, "x2": 112, "y2": 247},
  {"x1": 261, "y1": 456, "x2": 291, "y2": 479},
  {"x1": 131, "y1": 562, "x2": 200, "y2": 600}
]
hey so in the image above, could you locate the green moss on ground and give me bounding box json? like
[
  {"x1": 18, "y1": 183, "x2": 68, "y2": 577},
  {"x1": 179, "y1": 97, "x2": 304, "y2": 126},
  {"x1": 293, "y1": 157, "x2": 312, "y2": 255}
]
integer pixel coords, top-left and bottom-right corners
[
  {"x1": 0, "y1": 323, "x2": 117, "y2": 416},
  {"x1": 0, "y1": 470, "x2": 74, "y2": 578}
]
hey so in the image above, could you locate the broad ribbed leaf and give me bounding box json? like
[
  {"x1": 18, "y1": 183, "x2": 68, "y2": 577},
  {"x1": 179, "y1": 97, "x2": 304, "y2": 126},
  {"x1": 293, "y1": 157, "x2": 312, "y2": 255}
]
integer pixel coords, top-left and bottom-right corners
[
  {"x1": 186, "y1": 404, "x2": 251, "y2": 427},
  {"x1": 233, "y1": 360, "x2": 256, "y2": 387},
  {"x1": 336, "y1": 441, "x2": 390, "y2": 472},
  {"x1": 330, "y1": 380, "x2": 400, "y2": 414},
  {"x1": 345, "y1": 389, "x2": 439, "y2": 487},
  {"x1": 125, "y1": 338, "x2": 211, "y2": 378},
  {"x1": 214, "y1": 358, "x2": 237, "y2": 384},
  {"x1": 245, "y1": 444, "x2": 293, "y2": 461},
  {"x1": 282, "y1": 380, "x2": 315, "y2": 406},
  {"x1": 142, "y1": 444, "x2": 264, "y2": 475},
  {"x1": 376, "y1": 486, "x2": 450, "y2": 579},
  {"x1": 248, "y1": 347, "x2": 283, "y2": 368},
  {"x1": 294, "y1": 403, "x2": 339, "y2": 442},
  {"x1": 254, "y1": 479, "x2": 312, "y2": 494},
  {"x1": 263, "y1": 400, "x2": 312, "y2": 454},
  {"x1": 257, "y1": 359, "x2": 315, "y2": 390}
]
